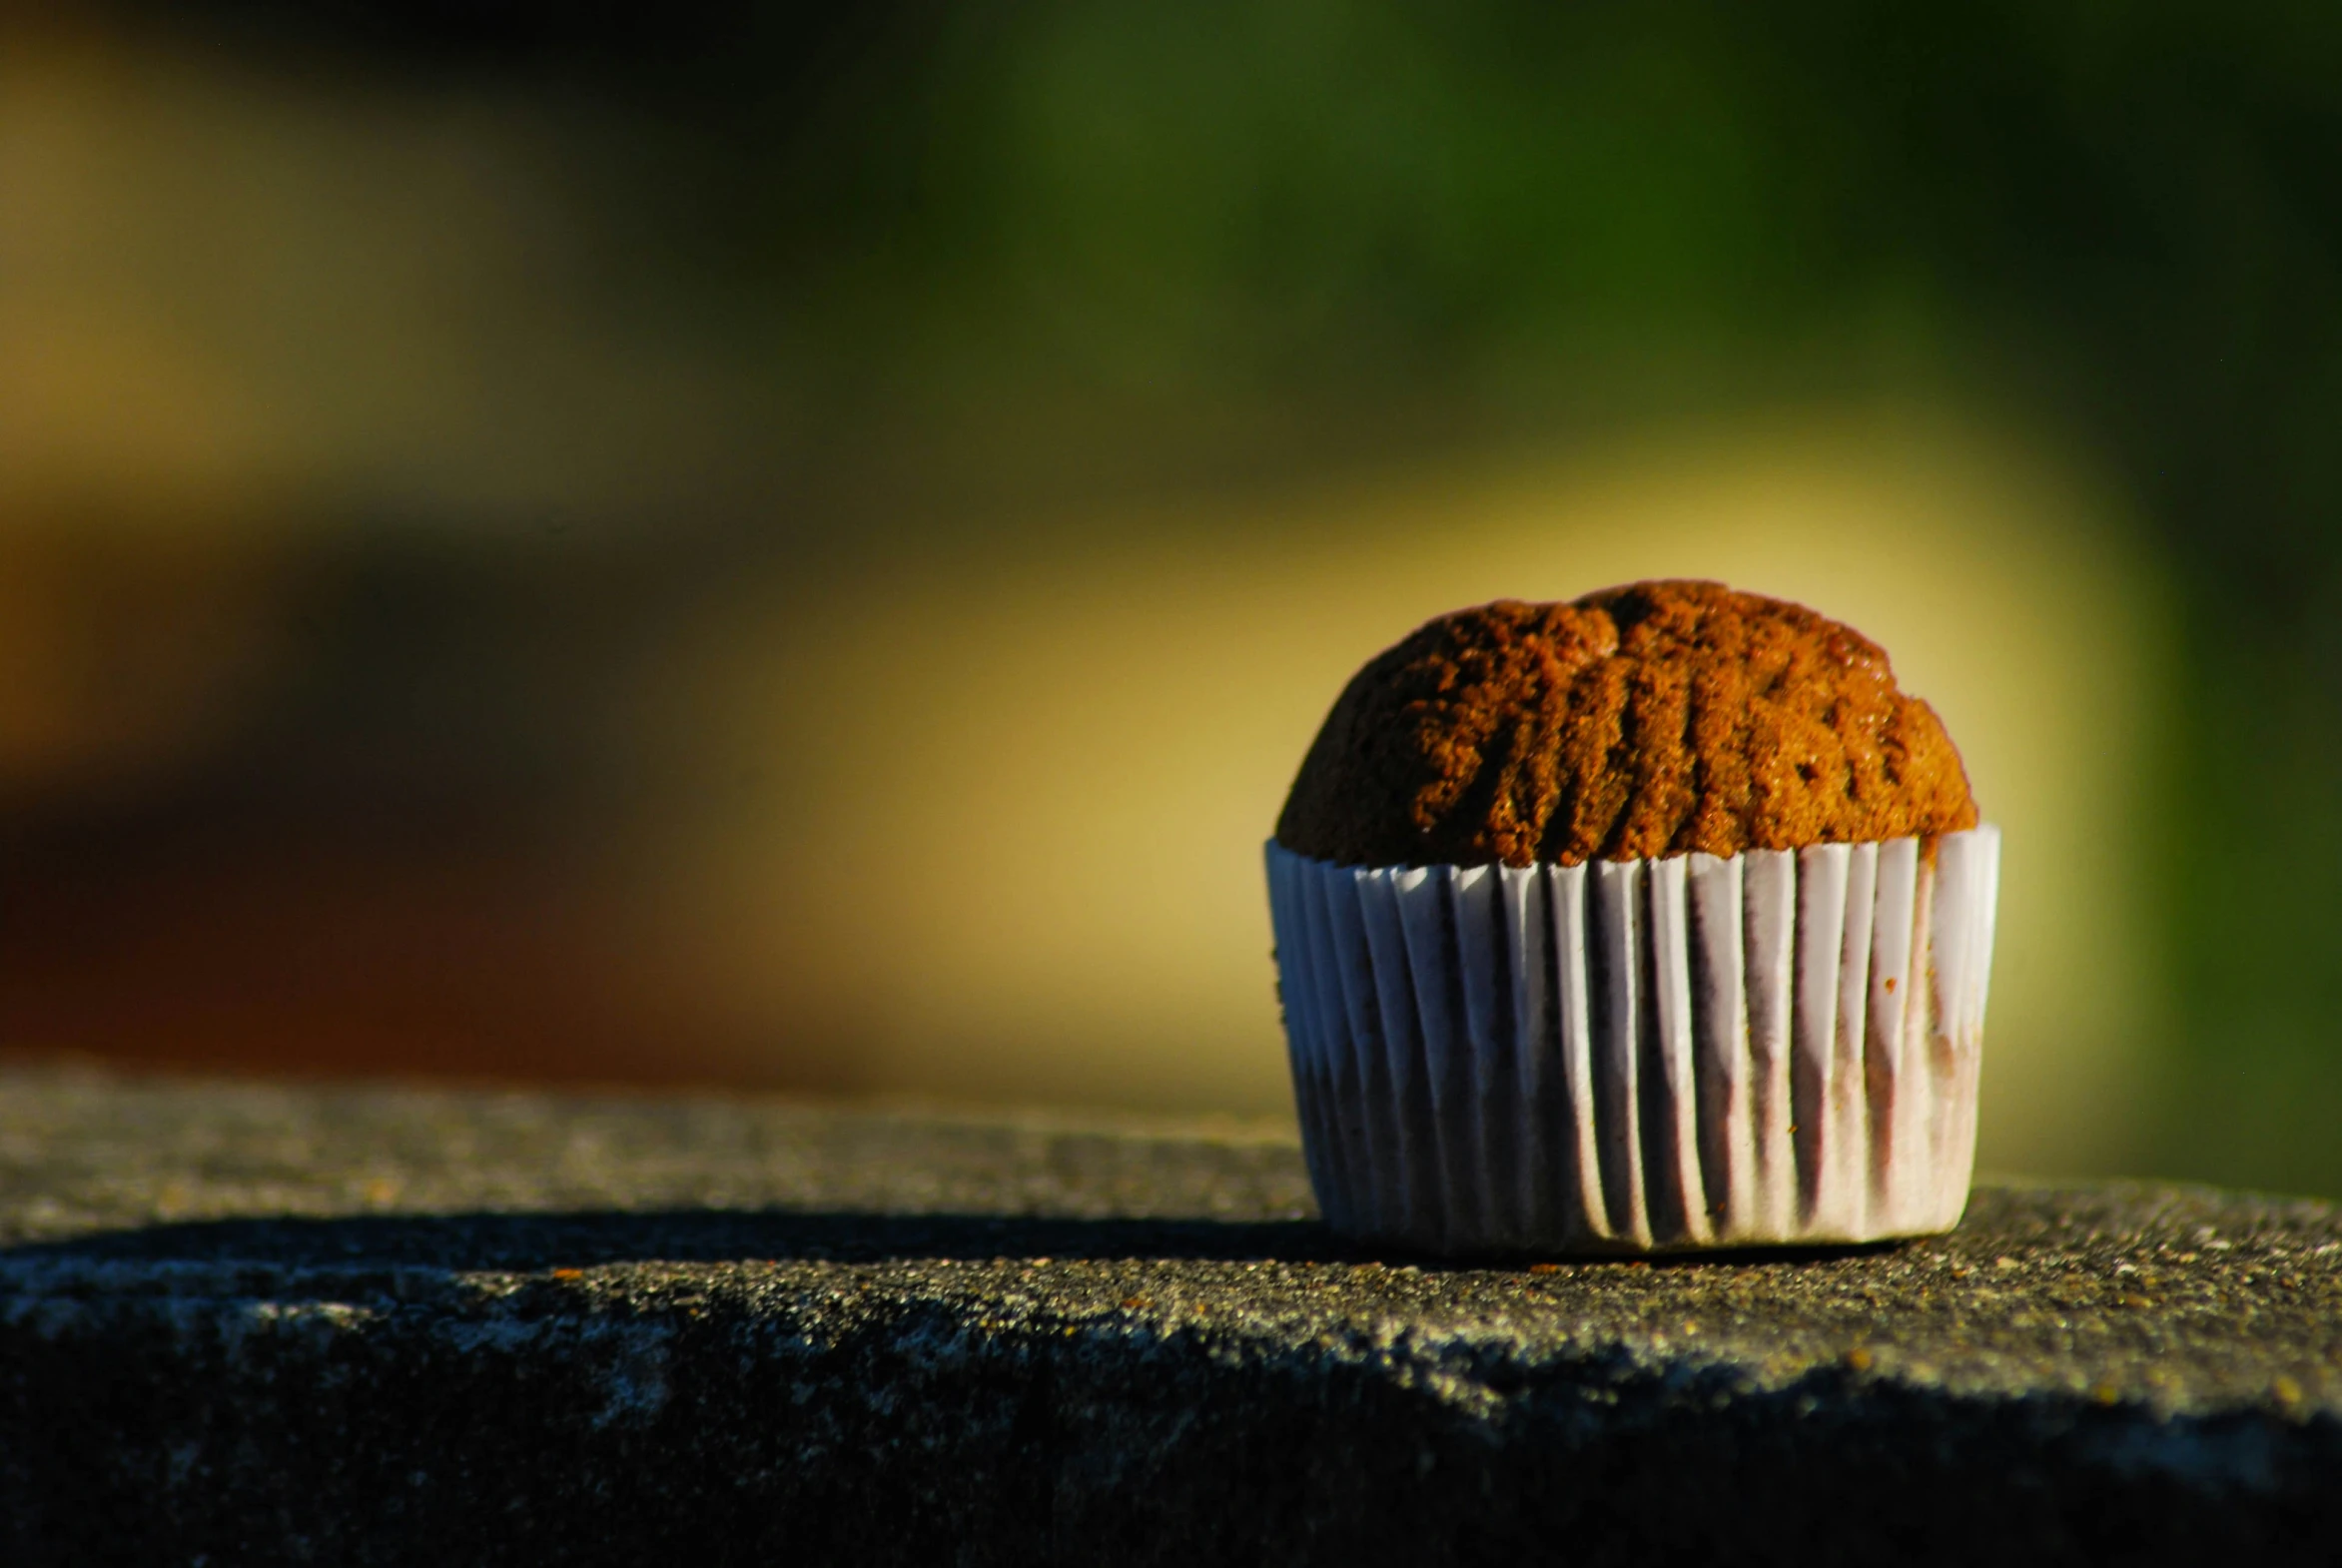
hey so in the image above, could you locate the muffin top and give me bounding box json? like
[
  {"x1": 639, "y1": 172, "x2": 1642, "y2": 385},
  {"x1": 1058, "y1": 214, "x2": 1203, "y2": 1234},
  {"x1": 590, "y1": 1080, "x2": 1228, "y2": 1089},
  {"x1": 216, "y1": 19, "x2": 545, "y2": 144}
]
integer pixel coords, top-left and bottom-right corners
[{"x1": 1274, "y1": 580, "x2": 1977, "y2": 868}]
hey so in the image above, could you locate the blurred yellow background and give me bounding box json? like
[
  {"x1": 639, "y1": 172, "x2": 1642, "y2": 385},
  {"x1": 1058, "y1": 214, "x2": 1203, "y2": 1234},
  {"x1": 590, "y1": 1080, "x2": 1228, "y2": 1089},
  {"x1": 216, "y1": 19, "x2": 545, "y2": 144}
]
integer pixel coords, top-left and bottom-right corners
[
  {"x1": 0, "y1": 2, "x2": 2329, "y2": 1192},
  {"x1": 637, "y1": 409, "x2": 2168, "y2": 1180}
]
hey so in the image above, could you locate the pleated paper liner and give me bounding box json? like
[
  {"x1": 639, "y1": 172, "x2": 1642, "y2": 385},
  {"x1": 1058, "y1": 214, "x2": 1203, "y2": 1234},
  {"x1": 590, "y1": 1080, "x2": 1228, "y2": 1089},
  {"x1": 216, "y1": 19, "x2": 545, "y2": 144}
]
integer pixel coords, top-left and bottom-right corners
[{"x1": 1265, "y1": 827, "x2": 1998, "y2": 1254}]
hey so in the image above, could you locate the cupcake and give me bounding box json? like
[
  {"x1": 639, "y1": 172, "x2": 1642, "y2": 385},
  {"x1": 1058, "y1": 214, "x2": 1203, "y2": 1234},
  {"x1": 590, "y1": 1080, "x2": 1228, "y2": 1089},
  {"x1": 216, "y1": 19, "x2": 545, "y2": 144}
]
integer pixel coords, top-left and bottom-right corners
[{"x1": 1265, "y1": 580, "x2": 1998, "y2": 1253}]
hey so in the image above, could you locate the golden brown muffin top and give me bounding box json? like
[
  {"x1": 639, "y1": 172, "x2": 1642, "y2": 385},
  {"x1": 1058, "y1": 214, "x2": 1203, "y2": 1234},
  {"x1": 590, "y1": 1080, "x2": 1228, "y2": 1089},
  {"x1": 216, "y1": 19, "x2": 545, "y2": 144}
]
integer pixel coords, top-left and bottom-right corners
[{"x1": 1274, "y1": 580, "x2": 1977, "y2": 868}]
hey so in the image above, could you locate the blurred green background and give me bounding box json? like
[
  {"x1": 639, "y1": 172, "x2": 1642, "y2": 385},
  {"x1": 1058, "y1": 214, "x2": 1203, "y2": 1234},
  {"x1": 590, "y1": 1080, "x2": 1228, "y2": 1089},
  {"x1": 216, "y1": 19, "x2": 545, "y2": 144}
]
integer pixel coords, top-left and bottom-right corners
[{"x1": 2, "y1": 0, "x2": 2338, "y2": 1192}]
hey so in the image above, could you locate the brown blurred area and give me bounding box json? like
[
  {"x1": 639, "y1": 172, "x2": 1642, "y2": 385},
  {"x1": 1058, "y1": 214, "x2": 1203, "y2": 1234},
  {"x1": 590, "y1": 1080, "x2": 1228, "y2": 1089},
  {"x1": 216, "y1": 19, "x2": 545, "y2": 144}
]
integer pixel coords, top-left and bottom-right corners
[
  {"x1": 0, "y1": 531, "x2": 742, "y2": 1090},
  {"x1": 0, "y1": 4, "x2": 744, "y2": 1091}
]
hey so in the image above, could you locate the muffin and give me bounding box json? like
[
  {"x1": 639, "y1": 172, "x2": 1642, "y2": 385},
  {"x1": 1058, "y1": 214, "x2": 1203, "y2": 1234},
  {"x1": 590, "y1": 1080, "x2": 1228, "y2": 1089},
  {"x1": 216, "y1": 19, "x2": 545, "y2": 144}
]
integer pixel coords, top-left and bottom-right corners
[{"x1": 1264, "y1": 580, "x2": 1999, "y2": 1252}]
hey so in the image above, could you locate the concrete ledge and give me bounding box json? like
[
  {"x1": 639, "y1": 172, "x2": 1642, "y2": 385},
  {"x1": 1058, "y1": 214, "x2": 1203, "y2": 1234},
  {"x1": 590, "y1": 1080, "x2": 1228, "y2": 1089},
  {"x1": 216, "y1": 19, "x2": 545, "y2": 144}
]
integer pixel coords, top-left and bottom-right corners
[{"x1": 0, "y1": 1071, "x2": 2337, "y2": 1563}]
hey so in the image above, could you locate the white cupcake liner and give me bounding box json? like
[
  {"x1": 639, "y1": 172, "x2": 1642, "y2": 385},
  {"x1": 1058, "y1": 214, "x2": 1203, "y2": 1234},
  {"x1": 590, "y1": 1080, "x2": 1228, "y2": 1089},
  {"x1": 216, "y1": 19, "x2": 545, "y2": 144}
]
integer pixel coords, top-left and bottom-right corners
[{"x1": 1265, "y1": 827, "x2": 1998, "y2": 1253}]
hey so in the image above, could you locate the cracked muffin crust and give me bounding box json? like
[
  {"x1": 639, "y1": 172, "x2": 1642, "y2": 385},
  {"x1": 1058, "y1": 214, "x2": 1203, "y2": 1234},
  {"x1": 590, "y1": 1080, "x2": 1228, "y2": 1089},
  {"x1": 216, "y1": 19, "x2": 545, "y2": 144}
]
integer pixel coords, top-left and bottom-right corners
[{"x1": 1274, "y1": 579, "x2": 1976, "y2": 868}]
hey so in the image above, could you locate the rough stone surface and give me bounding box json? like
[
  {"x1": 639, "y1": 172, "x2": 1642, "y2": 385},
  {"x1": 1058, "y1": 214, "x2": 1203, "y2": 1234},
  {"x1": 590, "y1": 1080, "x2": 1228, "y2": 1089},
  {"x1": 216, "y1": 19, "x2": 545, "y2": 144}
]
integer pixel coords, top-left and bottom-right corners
[{"x1": 0, "y1": 1068, "x2": 2338, "y2": 1564}]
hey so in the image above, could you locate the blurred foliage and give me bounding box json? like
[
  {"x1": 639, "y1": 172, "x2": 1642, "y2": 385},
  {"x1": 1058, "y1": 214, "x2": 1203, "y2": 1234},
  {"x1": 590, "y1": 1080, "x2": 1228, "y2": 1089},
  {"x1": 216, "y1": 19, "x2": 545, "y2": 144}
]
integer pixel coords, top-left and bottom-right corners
[{"x1": 56, "y1": 0, "x2": 2342, "y2": 1188}]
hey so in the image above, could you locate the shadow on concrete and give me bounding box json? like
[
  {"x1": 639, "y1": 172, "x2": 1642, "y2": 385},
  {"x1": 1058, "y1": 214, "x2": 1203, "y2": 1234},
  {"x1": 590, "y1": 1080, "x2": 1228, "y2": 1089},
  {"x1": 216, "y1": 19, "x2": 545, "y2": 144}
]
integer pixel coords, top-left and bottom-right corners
[{"x1": 0, "y1": 1209, "x2": 1901, "y2": 1272}]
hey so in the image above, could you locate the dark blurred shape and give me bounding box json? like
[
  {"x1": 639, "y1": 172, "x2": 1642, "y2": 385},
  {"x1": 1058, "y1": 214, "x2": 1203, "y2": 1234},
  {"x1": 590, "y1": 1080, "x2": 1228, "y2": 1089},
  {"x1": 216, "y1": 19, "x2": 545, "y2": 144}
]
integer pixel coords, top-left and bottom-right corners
[
  {"x1": 0, "y1": 532, "x2": 722, "y2": 1088},
  {"x1": 121, "y1": 0, "x2": 907, "y2": 85}
]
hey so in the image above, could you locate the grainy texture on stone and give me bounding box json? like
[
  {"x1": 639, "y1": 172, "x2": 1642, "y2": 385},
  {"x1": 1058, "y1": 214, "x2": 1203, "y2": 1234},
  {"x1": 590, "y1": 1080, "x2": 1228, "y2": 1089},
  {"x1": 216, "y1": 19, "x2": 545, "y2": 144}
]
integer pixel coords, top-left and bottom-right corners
[{"x1": 0, "y1": 1068, "x2": 2337, "y2": 1565}]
